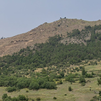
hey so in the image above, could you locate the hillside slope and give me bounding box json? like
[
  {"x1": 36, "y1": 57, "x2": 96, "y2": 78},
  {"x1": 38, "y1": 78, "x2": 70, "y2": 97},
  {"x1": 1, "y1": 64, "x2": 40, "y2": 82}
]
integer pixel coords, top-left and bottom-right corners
[
  {"x1": 1, "y1": 22, "x2": 101, "y2": 101},
  {"x1": 0, "y1": 18, "x2": 101, "y2": 57}
]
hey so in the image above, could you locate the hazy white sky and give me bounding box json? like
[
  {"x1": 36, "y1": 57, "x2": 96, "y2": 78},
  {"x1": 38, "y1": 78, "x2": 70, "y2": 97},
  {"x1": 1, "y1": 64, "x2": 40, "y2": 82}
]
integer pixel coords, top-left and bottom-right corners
[{"x1": 0, "y1": 0, "x2": 101, "y2": 38}]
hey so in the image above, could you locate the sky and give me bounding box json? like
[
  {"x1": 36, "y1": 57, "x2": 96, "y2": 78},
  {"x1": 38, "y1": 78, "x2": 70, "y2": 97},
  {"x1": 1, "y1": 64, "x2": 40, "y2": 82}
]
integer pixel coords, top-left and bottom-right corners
[{"x1": 0, "y1": 0, "x2": 101, "y2": 38}]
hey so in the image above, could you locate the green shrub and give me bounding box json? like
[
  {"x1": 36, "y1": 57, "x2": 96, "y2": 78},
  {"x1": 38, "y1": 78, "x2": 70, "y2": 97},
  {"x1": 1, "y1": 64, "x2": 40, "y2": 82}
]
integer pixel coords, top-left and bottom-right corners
[
  {"x1": 36, "y1": 97, "x2": 41, "y2": 101},
  {"x1": 2, "y1": 94, "x2": 28, "y2": 101},
  {"x1": 6, "y1": 86, "x2": 16, "y2": 92},
  {"x1": 29, "y1": 82, "x2": 39, "y2": 90},
  {"x1": 65, "y1": 73, "x2": 75, "y2": 83},
  {"x1": 53, "y1": 97, "x2": 57, "y2": 100},
  {"x1": 79, "y1": 76, "x2": 86, "y2": 83},
  {"x1": 82, "y1": 67, "x2": 87, "y2": 75},
  {"x1": 2, "y1": 93, "x2": 8, "y2": 101},
  {"x1": 57, "y1": 80, "x2": 63, "y2": 84},
  {"x1": 90, "y1": 96, "x2": 99, "y2": 101},
  {"x1": 99, "y1": 91, "x2": 101, "y2": 96},
  {"x1": 18, "y1": 95, "x2": 28, "y2": 101},
  {"x1": 26, "y1": 90, "x2": 29, "y2": 93},
  {"x1": 11, "y1": 97, "x2": 18, "y2": 101},
  {"x1": 92, "y1": 72, "x2": 95, "y2": 75},
  {"x1": 43, "y1": 82, "x2": 57, "y2": 89},
  {"x1": 85, "y1": 73, "x2": 93, "y2": 78},
  {"x1": 68, "y1": 86, "x2": 72, "y2": 91},
  {"x1": 81, "y1": 82, "x2": 85, "y2": 86},
  {"x1": 4, "y1": 97, "x2": 11, "y2": 101}
]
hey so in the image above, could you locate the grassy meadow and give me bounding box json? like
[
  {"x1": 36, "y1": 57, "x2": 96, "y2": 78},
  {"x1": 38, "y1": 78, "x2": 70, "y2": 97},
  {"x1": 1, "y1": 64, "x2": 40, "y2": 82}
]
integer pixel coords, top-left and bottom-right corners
[{"x1": 0, "y1": 62, "x2": 101, "y2": 101}]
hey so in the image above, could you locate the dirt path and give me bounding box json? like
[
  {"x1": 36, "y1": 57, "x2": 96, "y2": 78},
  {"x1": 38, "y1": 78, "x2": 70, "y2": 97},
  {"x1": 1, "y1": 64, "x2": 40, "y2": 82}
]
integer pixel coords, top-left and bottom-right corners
[{"x1": 25, "y1": 40, "x2": 33, "y2": 45}]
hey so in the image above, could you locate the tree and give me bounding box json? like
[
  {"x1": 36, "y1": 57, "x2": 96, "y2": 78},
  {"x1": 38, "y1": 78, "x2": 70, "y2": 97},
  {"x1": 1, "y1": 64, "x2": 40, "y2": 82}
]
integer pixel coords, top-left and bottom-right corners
[
  {"x1": 2, "y1": 94, "x2": 7, "y2": 101},
  {"x1": 82, "y1": 67, "x2": 87, "y2": 75},
  {"x1": 99, "y1": 91, "x2": 101, "y2": 96},
  {"x1": 68, "y1": 86, "x2": 72, "y2": 91},
  {"x1": 17, "y1": 78, "x2": 30, "y2": 89},
  {"x1": 44, "y1": 82, "x2": 56, "y2": 89},
  {"x1": 18, "y1": 95, "x2": 28, "y2": 101},
  {"x1": 60, "y1": 72, "x2": 64, "y2": 78},
  {"x1": 79, "y1": 76, "x2": 86, "y2": 83},
  {"x1": 6, "y1": 86, "x2": 16, "y2": 92},
  {"x1": 29, "y1": 81, "x2": 39, "y2": 90},
  {"x1": 65, "y1": 73, "x2": 75, "y2": 83},
  {"x1": 97, "y1": 77, "x2": 101, "y2": 85},
  {"x1": 3, "y1": 97, "x2": 11, "y2": 101},
  {"x1": 36, "y1": 97, "x2": 41, "y2": 101}
]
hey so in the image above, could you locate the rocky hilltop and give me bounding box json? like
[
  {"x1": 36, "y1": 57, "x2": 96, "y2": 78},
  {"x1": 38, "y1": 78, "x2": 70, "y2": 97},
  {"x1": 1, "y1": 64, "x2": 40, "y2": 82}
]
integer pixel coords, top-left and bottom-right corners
[{"x1": 0, "y1": 18, "x2": 101, "y2": 57}]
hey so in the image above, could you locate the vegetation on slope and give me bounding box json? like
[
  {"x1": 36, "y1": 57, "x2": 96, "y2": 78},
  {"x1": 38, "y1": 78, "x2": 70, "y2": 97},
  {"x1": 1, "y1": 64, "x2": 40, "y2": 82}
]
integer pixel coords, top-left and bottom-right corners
[
  {"x1": 0, "y1": 25, "x2": 101, "y2": 72},
  {"x1": 1, "y1": 25, "x2": 101, "y2": 100}
]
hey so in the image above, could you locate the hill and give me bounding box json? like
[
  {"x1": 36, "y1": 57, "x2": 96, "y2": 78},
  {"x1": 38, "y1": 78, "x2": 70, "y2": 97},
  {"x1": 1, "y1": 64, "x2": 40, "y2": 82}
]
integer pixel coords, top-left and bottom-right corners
[
  {"x1": 0, "y1": 18, "x2": 101, "y2": 57},
  {"x1": 1, "y1": 19, "x2": 101, "y2": 101}
]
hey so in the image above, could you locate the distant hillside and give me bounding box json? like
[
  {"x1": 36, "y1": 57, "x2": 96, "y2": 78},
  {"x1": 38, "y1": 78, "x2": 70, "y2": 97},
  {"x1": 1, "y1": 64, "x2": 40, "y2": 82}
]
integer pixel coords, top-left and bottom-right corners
[
  {"x1": 1, "y1": 24, "x2": 101, "y2": 76},
  {"x1": 1, "y1": 23, "x2": 101, "y2": 101},
  {"x1": 0, "y1": 18, "x2": 101, "y2": 57}
]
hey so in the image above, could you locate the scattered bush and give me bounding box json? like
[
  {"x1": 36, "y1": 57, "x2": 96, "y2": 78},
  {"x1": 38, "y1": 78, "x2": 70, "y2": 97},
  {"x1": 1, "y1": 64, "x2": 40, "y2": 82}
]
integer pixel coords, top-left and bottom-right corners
[
  {"x1": 43, "y1": 82, "x2": 57, "y2": 89},
  {"x1": 68, "y1": 86, "x2": 72, "y2": 91},
  {"x1": 53, "y1": 97, "x2": 57, "y2": 100},
  {"x1": 57, "y1": 80, "x2": 63, "y2": 84},
  {"x1": 85, "y1": 73, "x2": 93, "y2": 78},
  {"x1": 92, "y1": 72, "x2": 95, "y2": 75},
  {"x1": 36, "y1": 97, "x2": 41, "y2": 101},
  {"x1": 2, "y1": 94, "x2": 28, "y2": 101},
  {"x1": 99, "y1": 91, "x2": 101, "y2": 96},
  {"x1": 65, "y1": 73, "x2": 76, "y2": 83},
  {"x1": 6, "y1": 86, "x2": 16, "y2": 92},
  {"x1": 97, "y1": 77, "x2": 101, "y2": 85},
  {"x1": 29, "y1": 82, "x2": 39, "y2": 90},
  {"x1": 4, "y1": 97, "x2": 11, "y2": 101},
  {"x1": 2, "y1": 93, "x2": 7, "y2": 101},
  {"x1": 81, "y1": 82, "x2": 85, "y2": 86},
  {"x1": 90, "y1": 95, "x2": 100, "y2": 101},
  {"x1": 82, "y1": 67, "x2": 87, "y2": 75},
  {"x1": 79, "y1": 76, "x2": 86, "y2": 83},
  {"x1": 18, "y1": 95, "x2": 28, "y2": 101},
  {"x1": 26, "y1": 90, "x2": 29, "y2": 93}
]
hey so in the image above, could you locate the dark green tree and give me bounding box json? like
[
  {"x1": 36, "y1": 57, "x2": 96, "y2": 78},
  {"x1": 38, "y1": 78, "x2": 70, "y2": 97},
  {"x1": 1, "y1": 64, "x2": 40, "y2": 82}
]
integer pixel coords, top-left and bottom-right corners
[
  {"x1": 82, "y1": 67, "x2": 87, "y2": 75},
  {"x1": 2, "y1": 94, "x2": 7, "y2": 101},
  {"x1": 68, "y1": 86, "x2": 72, "y2": 91},
  {"x1": 79, "y1": 76, "x2": 86, "y2": 83},
  {"x1": 29, "y1": 81, "x2": 39, "y2": 90}
]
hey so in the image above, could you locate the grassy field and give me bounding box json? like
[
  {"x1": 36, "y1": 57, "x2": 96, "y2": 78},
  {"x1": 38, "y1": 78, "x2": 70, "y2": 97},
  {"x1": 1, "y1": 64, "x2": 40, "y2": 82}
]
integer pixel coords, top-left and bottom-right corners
[{"x1": 0, "y1": 64, "x2": 101, "y2": 101}]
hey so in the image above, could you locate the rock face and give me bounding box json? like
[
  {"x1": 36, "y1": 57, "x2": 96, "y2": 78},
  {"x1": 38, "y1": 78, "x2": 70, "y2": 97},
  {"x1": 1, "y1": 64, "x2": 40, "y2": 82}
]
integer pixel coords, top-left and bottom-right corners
[{"x1": 0, "y1": 18, "x2": 101, "y2": 57}]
